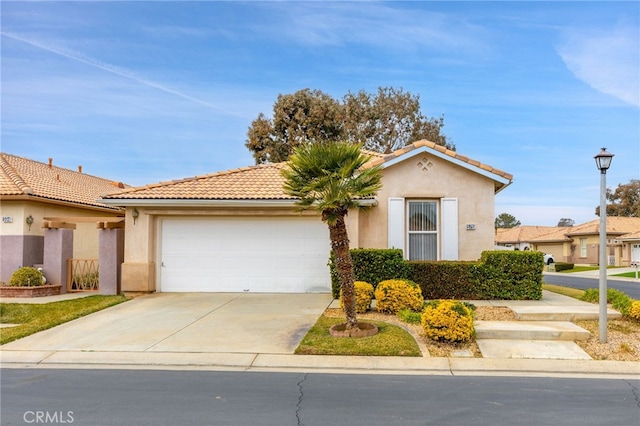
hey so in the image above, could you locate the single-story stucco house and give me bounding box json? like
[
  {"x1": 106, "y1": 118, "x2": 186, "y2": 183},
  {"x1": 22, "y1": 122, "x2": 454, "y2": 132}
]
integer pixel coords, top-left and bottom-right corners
[
  {"x1": 495, "y1": 225, "x2": 569, "y2": 251},
  {"x1": 101, "y1": 140, "x2": 513, "y2": 294},
  {"x1": 529, "y1": 217, "x2": 640, "y2": 266},
  {"x1": 0, "y1": 153, "x2": 125, "y2": 284}
]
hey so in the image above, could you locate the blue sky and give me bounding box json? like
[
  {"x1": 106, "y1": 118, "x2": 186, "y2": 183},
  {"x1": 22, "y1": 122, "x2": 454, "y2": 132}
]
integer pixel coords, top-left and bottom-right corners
[{"x1": 2, "y1": 1, "x2": 638, "y2": 226}]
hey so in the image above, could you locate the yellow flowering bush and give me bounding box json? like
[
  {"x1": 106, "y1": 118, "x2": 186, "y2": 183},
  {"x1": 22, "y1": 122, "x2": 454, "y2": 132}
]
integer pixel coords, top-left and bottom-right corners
[
  {"x1": 374, "y1": 279, "x2": 424, "y2": 314},
  {"x1": 629, "y1": 301, "x2": 640, "y2": 322},
  {"x1": 421, "y1": 300, "x2": 474, "y2": 342},
  {"x1": 340, "y1": 281, "x2": 374, "y2": 313}
]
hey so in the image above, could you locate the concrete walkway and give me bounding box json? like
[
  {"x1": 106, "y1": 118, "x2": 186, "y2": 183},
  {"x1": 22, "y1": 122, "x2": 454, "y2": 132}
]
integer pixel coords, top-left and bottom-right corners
[{"x1": 1, "y1": 291, "x2": 638, "y2": 379}]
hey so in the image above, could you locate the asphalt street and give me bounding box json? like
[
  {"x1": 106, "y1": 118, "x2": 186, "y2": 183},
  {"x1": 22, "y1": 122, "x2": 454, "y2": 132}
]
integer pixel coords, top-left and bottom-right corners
[
  {"x1": 1, "y1": 369, "x2": 639, "y2": 426},
  {"x1": 543, "y1": 273, "x2": 640, "y2": 300}
]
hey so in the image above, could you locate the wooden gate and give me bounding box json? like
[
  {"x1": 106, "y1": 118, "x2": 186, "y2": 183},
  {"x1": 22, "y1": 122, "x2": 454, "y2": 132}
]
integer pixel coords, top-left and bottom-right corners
[{"x1": 67, "y1": 259, "x2": 99, "y2": 291}]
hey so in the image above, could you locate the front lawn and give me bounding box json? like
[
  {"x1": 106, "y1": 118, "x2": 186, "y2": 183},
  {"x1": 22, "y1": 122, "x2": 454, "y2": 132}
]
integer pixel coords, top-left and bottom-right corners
[
  {"x1": 295, "y1": 316, "x2": 421, "y2": 356},
  {"x1": 612, "y1": 271, "x2": 640, "y2": 279},
  {"x1": 0, "y1": 295, "x2": 128, "y2": 345}
]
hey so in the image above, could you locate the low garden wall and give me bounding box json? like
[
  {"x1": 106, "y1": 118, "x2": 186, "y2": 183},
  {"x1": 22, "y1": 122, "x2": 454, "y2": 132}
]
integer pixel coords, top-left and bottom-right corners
[{"x1": 0, "y1": 284, "x2": 62, "y2": 298}]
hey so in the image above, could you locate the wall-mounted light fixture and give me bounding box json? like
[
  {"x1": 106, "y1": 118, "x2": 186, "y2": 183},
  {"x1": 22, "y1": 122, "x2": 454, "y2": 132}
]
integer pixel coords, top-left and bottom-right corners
[
  {"x1": 25, "y1": 215, "x2": 34, "y2": 231},
  {"x1": 132, "y1": 208, "x2": 139, "y2": 225}
]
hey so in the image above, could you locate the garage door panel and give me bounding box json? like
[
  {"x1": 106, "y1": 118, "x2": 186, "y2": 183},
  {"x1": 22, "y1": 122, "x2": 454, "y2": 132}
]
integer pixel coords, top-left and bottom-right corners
[{"x1": 160, "y1": 217, "x2": 331, "y2": 292}]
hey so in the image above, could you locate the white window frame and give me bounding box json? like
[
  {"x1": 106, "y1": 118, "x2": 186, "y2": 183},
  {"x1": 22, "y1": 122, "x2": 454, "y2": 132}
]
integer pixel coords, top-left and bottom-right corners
[
  {"x1": 407, "y1": 200, "x2": 439, "y2": 261},
  {"x1": 580, "y1": 238, "x2": 587, "y2": 257}
]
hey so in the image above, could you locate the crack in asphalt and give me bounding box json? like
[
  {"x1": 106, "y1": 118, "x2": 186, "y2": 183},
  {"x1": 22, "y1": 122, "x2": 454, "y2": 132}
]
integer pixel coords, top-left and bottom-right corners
[
  {"x1": 296, "y1": 373, "x2": 308, "y2": 425},
  {"x1": 624, "y1": 379, "x2": 640, "y2": 408}
]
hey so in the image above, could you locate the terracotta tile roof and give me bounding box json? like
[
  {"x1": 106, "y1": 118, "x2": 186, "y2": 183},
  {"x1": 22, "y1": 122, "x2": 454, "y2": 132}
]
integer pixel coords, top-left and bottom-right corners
[
  {"x1": 565, "y1": 217, "x2": 640, "y2": 236},
  {"x1": 104, "y1": 140, "x2": 513, "y2": 201},
  {"x1": 619, "y1": 230, "x2": 640, "y2": 240},
  {"x1": 495, "y1": 226, "x2": 567, "y2": 244},
  {"x1": 527, "y1": 227, "x2": 574, "y2": 243},
  {"x1": 106, "y1": 163, "x2": 293, "y2": 200},
  {"x1": 528, "y1": 217, "x2": 640, "y2": 242},
  {"x1": 0, "y1": 153, "x2": 126, "y2": 210},
  {"x1": 364, "y1": 140, "x2": 514, "y2": 182}
]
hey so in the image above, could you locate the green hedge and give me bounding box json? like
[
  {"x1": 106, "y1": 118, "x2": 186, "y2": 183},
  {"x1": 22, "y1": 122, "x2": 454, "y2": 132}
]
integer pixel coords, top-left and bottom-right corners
[
  {"x1": 329, "y1": 249, "x2": 410, "y2": 298},
  {"x1": 581, "y1": 288, "x2": 634, "y2": 316},
  {"x1": 409, "y1": 261, "x2": 482, "y2": 300},
  {"x1": 554, "y1": 262, "x2": 574, "y2": 272},
  {"x1": 474, "y1": 251, "x2": 543, "y2": 300},
  {"x1": 330, "y1": 249, "x2": 543, "y2": 300}
]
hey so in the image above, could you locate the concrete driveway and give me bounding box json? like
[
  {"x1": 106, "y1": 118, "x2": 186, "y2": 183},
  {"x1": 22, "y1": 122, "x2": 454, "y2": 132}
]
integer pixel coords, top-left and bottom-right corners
[{"x1": 2, "y1": 293, "x2": 333, "y2": 354}]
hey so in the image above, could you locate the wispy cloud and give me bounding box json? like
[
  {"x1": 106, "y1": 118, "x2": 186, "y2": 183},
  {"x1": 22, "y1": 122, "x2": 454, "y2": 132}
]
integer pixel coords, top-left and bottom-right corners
[
  {"x1": 1, "y1": 30, "x2": 244, "y2": 117},
  {"x1": 257, "y1": 2, "x2": 490, "y2": 55},
  {"x1": 556, "y1": 25, "x2": 640, "y2": 108}
]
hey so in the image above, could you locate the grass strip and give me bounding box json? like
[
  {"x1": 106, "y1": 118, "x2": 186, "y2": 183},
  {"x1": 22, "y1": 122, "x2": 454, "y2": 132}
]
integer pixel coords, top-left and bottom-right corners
[
  {"x1": 612, "y1": 272, "x2": 640, "y2": 279},
  {"x1": 0, "y1": 295, "x2": 128, "y2": 345},
  {"x1": 295, "y1": 315, "x2": 421, "y2": 357},
  {"x1": 542, "y1": 284, "x2": 585, "y2": 299}
]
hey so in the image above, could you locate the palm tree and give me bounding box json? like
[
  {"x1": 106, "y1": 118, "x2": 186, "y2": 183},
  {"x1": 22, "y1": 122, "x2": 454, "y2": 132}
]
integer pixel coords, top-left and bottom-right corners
[{"x1": 281, "y1": 141, "x2": 383, "y2": 330}]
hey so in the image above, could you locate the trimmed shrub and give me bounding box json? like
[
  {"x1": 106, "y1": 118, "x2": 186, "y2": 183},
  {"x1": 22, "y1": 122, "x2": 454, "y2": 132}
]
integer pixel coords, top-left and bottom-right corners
[
  {"x1": 374, "y1": 279, "x2": 424, "y2": 314},
  {"x1": 329, "y1": 249, "x2": 410, "y2": 298},
  {"x1": 629, "y1": 301, "x2": 640, "y2": 322},
  {"x1": 9, "y1": 267, "x2": 44, "y2": 287},
  {"x1": 580, "y1": 288, "x2": 600, "y2": 303},
  {"x1": 339, "y1": 281, "x2": 374, "y2": 313},
  {"x1": 580, "y1": 288, "x2": 634, "y2": 316},
  {"x1": 331, "y1": 249, "x2": 545, "y2": 301},
  {"x1": 554, "y1": 262, "x2": 574, "y2": 272},
  {"x1": 608, "y1": 289, "x2": 632, "y2": 316},
  {"x1": 397, "y1": 308, "x2": 422, "y2": 324},
  {"x1": 409, "y1": 261, "x2": 481, "y2": 300},
  {"x1": 475, "y1": 251, "x2": 543, "y2": 300},
  {"x1": 421, "y1": 300, "x2": 474, "y2": 342}
]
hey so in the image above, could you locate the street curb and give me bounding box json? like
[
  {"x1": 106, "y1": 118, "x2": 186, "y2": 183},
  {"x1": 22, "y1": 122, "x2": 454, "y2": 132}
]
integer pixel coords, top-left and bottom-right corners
[{"x1": 2, "y1": 350, "x2": 638, "y2": 379}]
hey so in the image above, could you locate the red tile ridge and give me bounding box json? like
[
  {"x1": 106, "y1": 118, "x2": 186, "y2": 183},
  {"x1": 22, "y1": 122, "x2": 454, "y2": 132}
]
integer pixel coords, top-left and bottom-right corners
[
  {"x1": 0, "y1": 153, "x2": 34, "y2": 194},
  {"x1": 115, "y1": 163, "x2": 285, "y2": 195}
]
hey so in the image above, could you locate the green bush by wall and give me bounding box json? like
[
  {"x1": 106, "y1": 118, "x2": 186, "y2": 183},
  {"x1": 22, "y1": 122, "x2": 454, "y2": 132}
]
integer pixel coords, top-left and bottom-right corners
[
  {"x1": 329, "y1": 249, "x2": 410, "y2": 298},
  {"x1": 474, "y1": 250, "x2": 544, "y2": 300},
  {"x1": 409, "y1": 261, "x2": 482, "y2": 300},
  {"x1": 554, "y1": 262, "x2": 574, "y2": 272},
  {"x1": 330, "y1": 249, "x2": 544, "y2": 300},
  {"x1": 9, "y1": 267, "x2": 45, "y2": 287}
]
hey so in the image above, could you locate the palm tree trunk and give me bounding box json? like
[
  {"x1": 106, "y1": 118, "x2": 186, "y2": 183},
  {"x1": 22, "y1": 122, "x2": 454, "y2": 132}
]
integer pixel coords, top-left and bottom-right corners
[{"x1": 327, "y1": 213, "x2": 357, "y2": 330}]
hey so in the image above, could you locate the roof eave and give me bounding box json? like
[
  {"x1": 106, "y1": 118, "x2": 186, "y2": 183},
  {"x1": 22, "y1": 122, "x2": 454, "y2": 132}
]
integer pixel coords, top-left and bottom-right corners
[
  {"x1": 99, "y1": 198, "x2": 379, "y2": 208},
  {"x1": 1, "y1": 194, "x2": 124, "y2": 212}
]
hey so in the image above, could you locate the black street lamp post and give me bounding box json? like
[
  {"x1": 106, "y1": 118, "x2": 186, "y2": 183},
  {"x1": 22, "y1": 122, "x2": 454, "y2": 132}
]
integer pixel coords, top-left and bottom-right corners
[{"x1": 594, "y1": 147, "x2": 614, "y2": 343}]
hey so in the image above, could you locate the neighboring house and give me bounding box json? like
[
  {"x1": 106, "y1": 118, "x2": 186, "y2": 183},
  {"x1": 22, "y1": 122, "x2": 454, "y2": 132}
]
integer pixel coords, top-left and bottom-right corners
[
  {"x1": 618, "y1": 230, "x2": 640, "y2": 264},
  {"x1": 0, "y1": 153, "x2": 125, "y2": 283},
  {"x1": 495, "y1": 226, "x2": 567, "y2": 251},
  {"x1": 529, "y1": 217, "x2": 640, "y2": 266},
  {"x1": 101, "y1": 140, "x2": 513, "y2": 293}
]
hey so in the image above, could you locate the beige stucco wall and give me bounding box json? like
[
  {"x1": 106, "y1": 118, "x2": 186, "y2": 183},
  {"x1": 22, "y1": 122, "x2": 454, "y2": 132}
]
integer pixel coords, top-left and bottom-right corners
[
  {"x1": 1, "y1": 200, "x2": 121, "y2": 259},
  {"x1": 534, "y1": 234, "x2": 634, "y2": 266},
  {"x1": 352, "y1": 153, "x2": 497, "y2": 260}
]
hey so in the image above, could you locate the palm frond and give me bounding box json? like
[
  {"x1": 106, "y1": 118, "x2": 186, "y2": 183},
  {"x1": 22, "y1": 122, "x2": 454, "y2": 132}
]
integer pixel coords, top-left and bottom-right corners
[{"x1": 281, "y1": 141, "x2": 383, "y2": 224}]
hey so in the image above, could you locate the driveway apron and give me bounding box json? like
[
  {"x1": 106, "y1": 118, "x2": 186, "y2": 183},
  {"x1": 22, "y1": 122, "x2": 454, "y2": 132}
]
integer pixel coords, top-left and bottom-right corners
[{"x1": 1, "y1": 293, "x2": 333, "y2": 354}]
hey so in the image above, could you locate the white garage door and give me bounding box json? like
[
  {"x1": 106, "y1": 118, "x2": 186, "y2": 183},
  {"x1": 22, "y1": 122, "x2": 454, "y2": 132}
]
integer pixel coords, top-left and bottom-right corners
[{"x1": 159, "y1": 217, "x2": 331, "y2": 292}]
